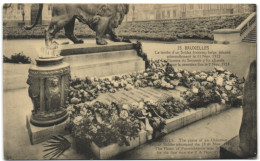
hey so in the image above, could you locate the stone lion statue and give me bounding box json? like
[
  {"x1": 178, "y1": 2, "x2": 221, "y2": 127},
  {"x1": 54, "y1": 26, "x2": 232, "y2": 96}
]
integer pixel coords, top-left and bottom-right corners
[{"x1": 25, "y1": 4, "x2": 129, "y2": 49}]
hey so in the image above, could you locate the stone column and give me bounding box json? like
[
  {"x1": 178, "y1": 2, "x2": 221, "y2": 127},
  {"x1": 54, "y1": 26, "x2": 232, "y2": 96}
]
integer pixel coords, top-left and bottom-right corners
[{"x1": 27, "y1": 56, "x2": 70, "y2": 127}]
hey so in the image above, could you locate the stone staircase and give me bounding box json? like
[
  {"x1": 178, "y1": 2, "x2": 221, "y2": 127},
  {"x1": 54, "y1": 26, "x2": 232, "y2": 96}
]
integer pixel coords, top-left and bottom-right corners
[
  {"x1": 242, "y1": 27, "x2": 256, "y2": 43},
  {"x1": 213, "y1": 12, "x2": 256, "y2": 44}
]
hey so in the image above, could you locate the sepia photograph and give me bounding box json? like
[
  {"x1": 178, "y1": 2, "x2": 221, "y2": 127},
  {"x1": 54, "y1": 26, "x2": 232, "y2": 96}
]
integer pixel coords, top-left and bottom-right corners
[{"x1": 2, "y1": 3, "x2": 257, "y2": 159}]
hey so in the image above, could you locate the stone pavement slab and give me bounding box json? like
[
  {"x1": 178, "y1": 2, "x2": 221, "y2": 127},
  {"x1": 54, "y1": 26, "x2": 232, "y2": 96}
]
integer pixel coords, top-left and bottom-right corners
[{"x1": 3, "y1": 63, "x2": 30, "y2": 91}]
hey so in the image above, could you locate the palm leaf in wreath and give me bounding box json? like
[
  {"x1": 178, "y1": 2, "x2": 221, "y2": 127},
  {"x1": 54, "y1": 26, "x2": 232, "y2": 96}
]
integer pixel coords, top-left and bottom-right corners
[{"x1": 42, "y1": 135, "x2": 71, "y2": 160}]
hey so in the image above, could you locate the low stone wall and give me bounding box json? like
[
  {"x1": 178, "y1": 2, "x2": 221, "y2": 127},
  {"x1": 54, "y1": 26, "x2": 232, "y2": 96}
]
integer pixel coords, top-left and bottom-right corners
[{"x1": 213, "y1": 29, "x2": 241, "y2": 44}]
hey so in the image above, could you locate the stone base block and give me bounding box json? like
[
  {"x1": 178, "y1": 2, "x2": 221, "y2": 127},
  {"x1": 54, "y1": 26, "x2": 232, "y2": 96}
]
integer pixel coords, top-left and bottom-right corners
[
  {"x1": 213, "y1": 29, "x2": 241, "y2": 44},
  {"x1": 220, "y1": 135, "x2": 256, "y2": 159},
  {"x1": 60, "y1": 42, "x2": 145, "y2": 78},
  {"x1": 26, "y1": 115, "x2": 69, "y2": 145},
  {"x1": 69, "y1": 54, "x2": 144, "y2": 78}
]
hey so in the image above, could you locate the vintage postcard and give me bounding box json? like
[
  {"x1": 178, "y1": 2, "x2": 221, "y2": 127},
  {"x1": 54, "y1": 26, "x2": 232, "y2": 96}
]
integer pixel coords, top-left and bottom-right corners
[{"x1": 2, "y1": 3, "x2": 257, "y2": 159}]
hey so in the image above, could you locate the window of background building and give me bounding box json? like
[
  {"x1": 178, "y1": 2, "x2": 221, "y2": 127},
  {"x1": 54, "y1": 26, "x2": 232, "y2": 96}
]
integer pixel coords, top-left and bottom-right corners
[
  {"x1": 3, "y1": 8, "x2": 7, "y2": 19},
  {"x1": 162, "y1": 10, "x2": 165, "y2": 19},
  {"x1": 190, "y1": 4, "x2": 194, "y2": 10},
  {"x1": 48, "y1": 4, "x2": 52, "y2": 10},
  {"x1": 172, "y1": 10, "x2": 176, "y2": 18},
  {"x1": 17, "y1": 4, "x2": 24, "y2": 10},
  {"x1": 182, "y1": 5, "x2": 186, "y2": 12},
  {"x1": 224, "y1": 4, "x2": 227, "y2": 9},
  {"x1": 204, "y1": 4, "x2": 209, "y2": 10},
  {"x1": 156, "y1": 11, "x2": 161, "y2": 20},
  {"x1": 167, "y1": 10, "x2": 170, "y2": 18},
  {"x1": 198, "y1": 4, "x2": 203, "y2": 9}
]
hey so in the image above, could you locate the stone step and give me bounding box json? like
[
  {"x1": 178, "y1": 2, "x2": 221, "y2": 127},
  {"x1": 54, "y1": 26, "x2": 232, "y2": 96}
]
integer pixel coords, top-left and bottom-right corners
[
  {"x1": 242, "y1": 39, "x2": 256, "y2": 41},
  {"x1": 242, "y1": 39, "x2": 256, "y2": 42},
  {"x1": 63, "y1": 50, "x2": 140, "y2": 66},
  {"x1": 242, "y1": 39, "x2": 256, "y2": 43},
  {"x1": 61, "y1": 43, "x2": 145, "y2": 78},
  {"x1": 245, "y1": 36, "x2": 256, "y2": 38},
  {"x1": 243, "y1": 37, "x2": 256, "y2": 40},
  {"x1": 246, "y1": 33, "x2": 256, "y2": 36},
  {"x1": 242, "y1": 38, "x2": 256, "y2": 42},
  {"x1": 242, "y1": 27, "x2": 256, "y2": 43},
  {"x1": 70, "y1": 57, "x2": 144, "y2": 78},
  {"x1": 245, "y1": 35, "x2": 256, "y2": 37},
  {"x1": 60, "y1": 42, "x2": 134, "y2": 56}
]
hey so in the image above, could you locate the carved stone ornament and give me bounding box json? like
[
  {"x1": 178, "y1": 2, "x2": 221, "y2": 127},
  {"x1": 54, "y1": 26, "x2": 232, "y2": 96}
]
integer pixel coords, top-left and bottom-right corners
[{"x1": 27, "y1": 56, "x2": 70, "y2": 127}]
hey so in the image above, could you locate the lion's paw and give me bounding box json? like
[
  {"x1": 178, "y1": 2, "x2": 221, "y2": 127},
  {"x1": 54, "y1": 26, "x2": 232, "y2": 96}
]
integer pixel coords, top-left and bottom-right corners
[
  {"x1": 74, "y1": 39, "x2": 84, "y2": 44},
  {"x1": 96, "y1": 39, "x2": 108, "y2": 45},
  {"x1": 111, "y1": 37, "x2": 122, "y2": 42}
]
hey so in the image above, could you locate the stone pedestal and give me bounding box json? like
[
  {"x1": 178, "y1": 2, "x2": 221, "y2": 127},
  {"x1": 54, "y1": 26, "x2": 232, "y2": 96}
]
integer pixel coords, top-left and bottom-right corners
[
  {"x1": 26, "y1": 56, "x2": 70, "y2": 144},
  {"x1": 60, "y1": 42, "x2": 145, "y2": 78}
]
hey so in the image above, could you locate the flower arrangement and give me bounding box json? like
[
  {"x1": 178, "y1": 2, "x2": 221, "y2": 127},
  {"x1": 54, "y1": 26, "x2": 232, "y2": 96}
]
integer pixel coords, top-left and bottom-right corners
[
  {"x1": 67, "y1": 58, "x2": 244, "y2": 149},
  {"x1": 181, "y1": 67, "x2": 244, "y2": 108},
  {"x1": 68, "y1": 96, "x2": 190, "y2": 148},
  {"x1": 67, "y1": 101, "x2": 141, "y2": 147}
]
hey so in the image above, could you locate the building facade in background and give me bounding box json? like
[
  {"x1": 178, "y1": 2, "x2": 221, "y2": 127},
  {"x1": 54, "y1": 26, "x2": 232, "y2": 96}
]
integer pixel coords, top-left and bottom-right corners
[
  {"x1": 3, "y1": 4, "x2": 255, "y2": 27},
  {"x1": 128, "y1": 4, "x2": 255, "y2": 21},
  {"x1": 3, "y1": 4, "x2": 52, "y2": 27}
]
